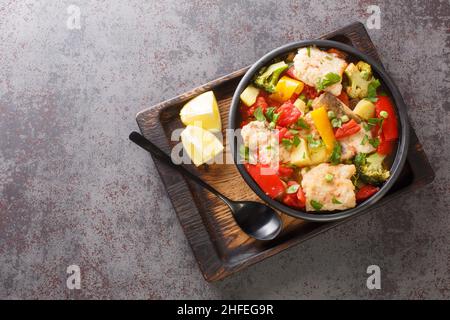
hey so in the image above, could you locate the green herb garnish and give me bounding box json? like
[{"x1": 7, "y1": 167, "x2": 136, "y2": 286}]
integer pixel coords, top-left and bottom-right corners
[
  {"x1": 289, "y1": 129, "x2": 299, "y2": 135},
  {"x1": 254, "y1": 107, "x2": 266, "y2": 122},
  {"x1": 325, "y1": 173, "x2": 334, "y2": 182},
  {"x1": 310, "y1": 200, "x2": 323, "y2": 211},
  {"x1": 329, "y1": 141, "x2": 342, "y2": 165},
  {"x1": 331, "y1": 118, "x2": 342, "y2": 128},
  {"x1": 264, "y1": 107, "x2": 276, "y2": 122},
  {"x1": 307, "y1": 135, "x2": 323, "y2": 148},
  {"x1": 316, "y1": 72, "x2": 341, "y2": 91},
  {"x1": 282, "y1": 138, "x2": 293, "y2": 148},
  {"x1": 307, "y1": 46, "x2": 311, "y2": 57},
  {"x1": 369, "y1": 137, "x2": 380, "y2": 148},
  {"x1": 297, "y1": 118, "x2": 310, "y2": 130},
  {"x1": 293, "y1": 135, "x2": 301, "y2": 147},
  {"x1": 361, "y1": 134, "x2": 369, "y2": 145},
  {"x1": 332, "y1": 197, "x2": 342, "y2": 204},
  {"x1": 366, "y1": 78, "x2": 381, "y2": 102},
  {"x1": 286, "y1": 184, "x2": 300, "y2": 194}
]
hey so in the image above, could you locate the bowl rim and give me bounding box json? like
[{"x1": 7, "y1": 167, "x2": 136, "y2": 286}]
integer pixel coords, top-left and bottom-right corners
[{"x1": 228, "y1": 39, "x2": 410, "y2": 222}]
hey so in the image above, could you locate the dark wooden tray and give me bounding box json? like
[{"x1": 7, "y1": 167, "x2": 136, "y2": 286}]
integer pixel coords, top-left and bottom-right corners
[{"x1": 135, "y1": 22, "x2": 435, "y2": 282}]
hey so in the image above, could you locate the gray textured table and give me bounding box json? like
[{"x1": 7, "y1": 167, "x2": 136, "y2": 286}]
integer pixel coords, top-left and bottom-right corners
[{"x1": 0, "y1": 0, "x2": 448, "y2": 299}]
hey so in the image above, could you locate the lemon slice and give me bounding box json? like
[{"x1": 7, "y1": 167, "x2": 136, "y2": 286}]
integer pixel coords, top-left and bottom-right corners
[
  {"x1": 180, "y1": 91, "x2": 222, "y2": 132},
  {"x1": 181, "y1": 125, "x2": 224, "y2": 166}
]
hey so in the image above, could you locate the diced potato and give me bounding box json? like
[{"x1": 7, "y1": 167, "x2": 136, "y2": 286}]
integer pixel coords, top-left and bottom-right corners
[
  {"x1": 240, "y1": 85, "x2": 260, "y2": 106},
  {"x1": 353, "y1": 99, "x2": 375, "y2": 120},
  {"x1": 290, "y1": 138, "x2": 310, "y2": 167},
  {"x1": 309, "y1": 144, "x2": 329, "y2": 165},
  {"x1": 293, "y1": 98, "x2": 307, "y2": 114}
]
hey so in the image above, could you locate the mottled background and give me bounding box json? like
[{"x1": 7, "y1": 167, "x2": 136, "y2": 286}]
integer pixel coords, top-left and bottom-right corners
[{"x1": 0, "y1": 0, "x2": 448, "y2": 299}]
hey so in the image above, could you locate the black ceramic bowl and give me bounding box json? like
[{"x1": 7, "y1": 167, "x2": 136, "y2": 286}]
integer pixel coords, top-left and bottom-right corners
[{"x1": 229, "y1": 40, "x2": 410, "y2": 222}]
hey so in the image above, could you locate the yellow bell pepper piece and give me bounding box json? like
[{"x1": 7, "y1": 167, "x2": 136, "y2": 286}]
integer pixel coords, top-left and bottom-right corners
[
  {"x1": 310, "y1": 107, "x2": 336, "y2": 152},
  {"x1": 269, "y1": 76, "x2": 304, "y2": 102}
]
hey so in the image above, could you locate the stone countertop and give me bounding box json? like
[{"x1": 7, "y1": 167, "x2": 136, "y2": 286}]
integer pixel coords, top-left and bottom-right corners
[{"x1": 0, "y1": 0, "x2": 448, "y2": 299}]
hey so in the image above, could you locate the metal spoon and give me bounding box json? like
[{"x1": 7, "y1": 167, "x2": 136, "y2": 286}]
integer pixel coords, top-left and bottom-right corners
[{"x1": 129, "y1": 131, "x2": 282, "y2": 241}]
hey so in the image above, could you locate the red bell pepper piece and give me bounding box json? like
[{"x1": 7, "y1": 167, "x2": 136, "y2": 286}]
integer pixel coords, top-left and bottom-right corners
[
  {"x1": 276, "y1": 101, "x2": 301, "y2": 127},
  {"x1": 278, "y1": 165, "x2": 294, "y2": 179},
  {"x1": 356, "y1": 185, "x2": 380, "y2": 201},
  {"x1": 377, "y1": 134, "x2": 395, "y2": 155},
  {"x1": 282, "y1": 181, "x2": 305, "y2": 209},
  {"x1": 375, "y1": 96, "x2": 398, "y2": 141},
  {"x1": 335, "y1": 119, "x2": 361, "y2": 139},
  {"x1": 244, "y1": 163, "x2": 285, "y2": 199}
]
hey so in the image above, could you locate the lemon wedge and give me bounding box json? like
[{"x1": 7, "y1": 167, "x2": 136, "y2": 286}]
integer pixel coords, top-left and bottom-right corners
[
  {"x1": 181, "y1": 125, "x2": 224, "y2": 166},
  {"x1": 180, "y1": 91, "x2": 222, "y2": 132}
]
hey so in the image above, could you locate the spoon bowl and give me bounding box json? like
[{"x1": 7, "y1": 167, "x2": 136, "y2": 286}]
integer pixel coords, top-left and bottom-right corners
[
  {"x1": 229, "y1": 201, "x2": 282, "y2": 241},
  {"x1": 129, "y1": 131, "x2": 282, "y2": 241}
]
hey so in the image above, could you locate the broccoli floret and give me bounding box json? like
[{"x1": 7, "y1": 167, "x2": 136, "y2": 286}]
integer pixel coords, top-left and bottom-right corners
[
  {"x1": 254, "y1": 61, "x2": 288, "y2": 93},
  {"x1": 356, "y1": 61, "x2": 372, "y2": 80},
  {"x1": 354, "y1": 152, "x2": 390, "y2": 186},
  {"x1": 344, "y1": 62, "x2": 373, "y2": 99}
]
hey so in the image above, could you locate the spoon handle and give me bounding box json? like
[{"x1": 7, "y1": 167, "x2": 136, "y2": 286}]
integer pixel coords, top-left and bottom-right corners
[{"x1": 129, "y1": 131, "x2": 230, "y2": 203}]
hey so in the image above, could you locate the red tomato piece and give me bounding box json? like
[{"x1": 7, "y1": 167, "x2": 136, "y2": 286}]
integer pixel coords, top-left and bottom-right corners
[
  {"x1": 276, "y1": 101, "x2": 301, "y2": 127},
  {"x1": 244, "y1": 163, "x2": 285, "y2": 199},
  {"x1": 375, "y1": 96, "x2": 398, "y2": 141},
  {"x1": 356, "y1": 185, "x2": 380, "y2": 201},
  {"x1": 335, "y1": 119, "x2": 361, "y2": 139}
]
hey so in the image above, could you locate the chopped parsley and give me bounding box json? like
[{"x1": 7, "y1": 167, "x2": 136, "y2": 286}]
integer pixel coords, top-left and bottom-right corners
[
  {"x1": 297, "y1": 117, "x2": 310, "y2": 130},
  {"x1": 331, "y1": 118, "x2": 342, "y2": 128},
  {"x1": 293, "y1": 135, "x2": 301, "y2": 147},
  {"x1": 369, "y1": 137, "x2": 380, "y2": 148},
  {"x1": 316, "y1": 72, "x2": 341, "y2": 91},
  {"x1": 310, "y1": 200, "x2": 323, "y2": 211},
  {"x1": 332, "y1": 197, "x2": 342, "y2": 204},
  {"x1": 361, "y1": 134, "x2": 369, "y2": 145},
  {"x1": 282, "y1": 138, "x2": 293, "y2": 148},
  {"x1": 254, "y1": 107, "x2": 266, "y2": 122},
  {"x1": 329, "y1": 141, "x2": 342, "y2": 165},
  {"x1": 366, "y1": 78, "x2": 381, "y2": 102},
  {"x1": 307, "y1": 46, "x2": 311, "y2": 57},
  {"x1": 307, "y1": 135, "x2": 323, "y2": 148}
]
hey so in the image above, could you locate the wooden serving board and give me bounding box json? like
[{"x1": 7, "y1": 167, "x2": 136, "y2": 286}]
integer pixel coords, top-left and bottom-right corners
[{"x1": 136, "y1": 22, "x2": 435, "y2": 282}]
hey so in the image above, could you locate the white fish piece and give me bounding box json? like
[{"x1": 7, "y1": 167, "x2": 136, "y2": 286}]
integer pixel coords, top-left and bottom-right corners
[
  {"x1": 301, "y1": 163, "x2": 356, "y2": 211},
  {"x1": 339, "y1": 124, "x2": 376, "y2": 160},
  {"x1": 294, "y1": 47, "x2": 348, "y2": 96}
]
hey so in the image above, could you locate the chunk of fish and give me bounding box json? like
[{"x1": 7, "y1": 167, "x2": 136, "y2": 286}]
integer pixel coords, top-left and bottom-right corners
[{"x1": 301, "y1": 163, "x2": 356, "y2": 211}]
